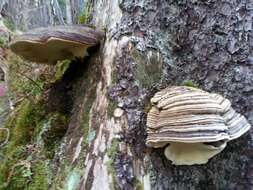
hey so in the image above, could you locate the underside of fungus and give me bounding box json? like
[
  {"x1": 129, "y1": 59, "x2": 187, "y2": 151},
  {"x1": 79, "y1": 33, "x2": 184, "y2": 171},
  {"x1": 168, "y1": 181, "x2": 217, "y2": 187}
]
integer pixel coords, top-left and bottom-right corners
[
  {"x1": 147, "y1": 86, "x2": 251, "y2": 165},
  {"x1": 9, "y1": 25, "x2": 103, "y2": 64}
]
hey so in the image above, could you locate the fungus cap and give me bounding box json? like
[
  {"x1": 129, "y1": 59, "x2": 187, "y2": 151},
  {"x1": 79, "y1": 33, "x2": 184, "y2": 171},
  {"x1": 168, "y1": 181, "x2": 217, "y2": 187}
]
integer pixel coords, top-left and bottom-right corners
[
  {"x1": 9, "y1": 25, "x2": 104, "y2": 64},
  {"x1": 147, "y1": 86, "x2": 251, "y2": 165}
]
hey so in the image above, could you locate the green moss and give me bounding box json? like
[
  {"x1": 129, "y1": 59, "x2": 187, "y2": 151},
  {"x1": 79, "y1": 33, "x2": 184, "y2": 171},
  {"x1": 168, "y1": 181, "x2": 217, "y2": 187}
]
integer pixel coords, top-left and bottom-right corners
[
  {"x1": 134, "y1": 179, "x2": 144, "y2": 190},
  {"x1": 50, "y1": 163, "x2": 70, "y2": 190},
  {"x1": 2, "y1": 164, "x2": 29, "y2": 190},
  {"x1": 0, "y1": 99, "x2": 69, "y2": 189},
  {"x1": 79, "y1": 61, "x2": 100, "y2": 143},
  {"x1": 78, "y1": 12, "x2": 89, "y2": 24},
  {"x1": 0, "y1": 37, "x2": 7, "y2": 48},
  {"x1": 106, "y1": 139, "x2": 121, "y2": 190},
  {"x1": 107, "y1": 99, "x2": 117, "y2": 118},
  {"x1": 41, "y1": 113, "x2": 69, "y2": 158},
  {"x1": 107, "y1": 139, "x2": 119, "y2": 159},
  {"x1": 81, "y1": 98, "x2": 93, "y2": 130},
  {"x1": 8, "y1": 54, "x2": 45, "y2": 98},
  {"x1": 132, "y1": 50, "x2": 163, "y2": 89},
  {"x1": 0, "y1": 54, "x2": 74, "y2": 190},
  {"x1": 81, "y1": 94, "x2": 95, "y2": 146},
  {"x1": 7, "y1": 100, "x2": 44, "y2": 147},
  {"x1": 0, "y1": 99, "x2": 46, "y2": 189},
  {"x1": 3, "y1": 17, "x2": 15, "y2": 31},
  {"x1": 54, "y1": 60, "x2": 71, "y2": 81},
  {"x1": 111, "y1": 67, "x2": 118, "y2": 85},
  {"x1": 27, "y1": 160, "x2": 52, "y2": 190},
  {"x1": 181, "y1": 79, "x2": 199, "y2": 88},
  {"x1": 0, "y1": 158, "x2": 52, "y2": 190}
]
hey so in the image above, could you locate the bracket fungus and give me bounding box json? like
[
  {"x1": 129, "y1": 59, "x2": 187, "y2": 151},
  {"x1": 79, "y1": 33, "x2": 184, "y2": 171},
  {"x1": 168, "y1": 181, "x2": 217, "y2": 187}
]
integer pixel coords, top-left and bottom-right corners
[
  {"x1": 9, "y1": 25, "x2": 103, "y2": 63},
  {"x1": 147, "y1": 86, "x2": 251, "y2": 165}
]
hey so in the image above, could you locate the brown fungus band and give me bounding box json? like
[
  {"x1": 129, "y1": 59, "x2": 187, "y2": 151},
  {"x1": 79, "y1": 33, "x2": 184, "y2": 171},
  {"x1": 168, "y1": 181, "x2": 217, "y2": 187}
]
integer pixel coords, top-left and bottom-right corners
[
  {"x1": 9, "y1": 25, "x2": 104, "y2": 64},
  {"x1": 147, "y1": 86, "x2": 251, "y2": 165}
]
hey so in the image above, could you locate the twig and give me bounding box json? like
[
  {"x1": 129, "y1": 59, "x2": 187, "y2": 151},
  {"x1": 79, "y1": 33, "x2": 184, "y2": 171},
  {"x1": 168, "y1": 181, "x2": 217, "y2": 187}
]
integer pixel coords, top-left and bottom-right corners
[
  {"x1": 0, "y1": 127, "x2": 9, "y2": 147},
  {"x1": 16, "y1": 70, "x2": 43, "y2": 91}
]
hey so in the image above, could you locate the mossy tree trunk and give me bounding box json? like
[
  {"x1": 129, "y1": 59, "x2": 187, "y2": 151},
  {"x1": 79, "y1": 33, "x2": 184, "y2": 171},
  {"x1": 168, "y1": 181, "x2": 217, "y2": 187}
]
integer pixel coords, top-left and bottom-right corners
[
  {"x1": 1, "y1": 0, "x2": 253, "y2": 190},
  {"x1": 72, "y1": 0, "x2": 253, "y2": 189}
]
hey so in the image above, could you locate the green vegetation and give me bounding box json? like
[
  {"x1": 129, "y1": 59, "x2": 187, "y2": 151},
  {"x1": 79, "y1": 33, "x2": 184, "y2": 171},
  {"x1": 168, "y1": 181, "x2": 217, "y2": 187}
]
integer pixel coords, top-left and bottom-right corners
[
  {"x1": 8, "y1": 53, "x2": 69, "y2": 100},
  {"x1": 111, "y1": 67, "x2": 118, "y2": 85},
  {"x1": 107, "y1": 99, "x2": 118, "y2": 118},
  {"x1": 49, "y1": 57, "x2": 100, "y2": 188},
  {"x1": 50, "y1": 163, "x2": 71, "y2": 190},
  {"x1": 8, "y1": 54, "x2": 45, "y2": 99},
  {"x1": 0, "y1": 100, "x2": 46, "y2": 189},
  {"x1": 0, "y1": 37, "x2": 7, "y2": 48},
  {"x1": 3, "y1": 17, "x2": 15, "y2": 31},
  {"x1": 0, "y1": 53, "x2": 70, "y2": 189},
  {"x1": 181, "y1": 79, "x2": 199, "y2": 88},
  {"x1": 0, "y1": 35, "x2": 102, "y2": 189},
  {"x1": 41, "y1": 113, "x2": 69, "y2": 158},
  {"x1": 0, "y1": 97, "x2": 70, "y2": 189},
  {"x1": 81, "y1": 92, "x2": 94, "y2": 141},
  {"x1": 79, "y1": 60, "x2": 99, "y2": 144},
  {"x1": 132, "y1": 50, "x2": 163, "y2": 89},
  {"x1": 78, "y1": 12, "x2": 89, "y2": 24},
  {"x1": 134, "y1": 179, "x2": 144, "y2": 190},
  {"x1": 81, "y1": 88, "x2": 96, "y2": 147},
  {"x1": 5, "y1": 100, "x2": 44, "y2": 148},
  {"x1": 78, "y1": 1, "x2": 92, "y2": 24},
  {"x1": 27, "y1": 160, "x2": 52, "y2": 190},
  {"x1": 54, "y1": 60, "x2": 71, "y2": 81},
  {"x1": 107, "y1": 139, "x2": 120, "y2": 159},
  {"x1": 106, "y1": 139, "x2": 121, "y2": 190}
]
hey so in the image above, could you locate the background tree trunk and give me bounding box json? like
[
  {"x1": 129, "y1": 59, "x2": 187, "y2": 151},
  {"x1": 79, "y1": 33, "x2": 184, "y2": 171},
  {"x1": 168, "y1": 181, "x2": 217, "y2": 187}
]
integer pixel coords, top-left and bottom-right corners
[{"x1": 1, "y1": 0, "x2": 253, "y2": 190}]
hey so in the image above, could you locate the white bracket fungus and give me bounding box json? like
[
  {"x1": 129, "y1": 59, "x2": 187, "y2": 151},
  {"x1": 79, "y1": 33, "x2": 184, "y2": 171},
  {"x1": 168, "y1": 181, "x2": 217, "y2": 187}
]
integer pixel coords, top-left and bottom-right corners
[{"x1": 146, "y1": 86, "x2": 251, "y2": 165}]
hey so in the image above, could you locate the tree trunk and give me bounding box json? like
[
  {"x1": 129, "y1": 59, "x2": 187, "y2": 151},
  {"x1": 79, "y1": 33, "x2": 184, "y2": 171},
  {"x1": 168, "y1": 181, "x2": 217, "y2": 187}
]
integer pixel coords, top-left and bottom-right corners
[
  {"x1": 53, "y1": 0, "x2": 253, "y2": 189},
  {"x1": 79, "y1": 0, "x2": 253, "y2": 189},
  {"x1": 1, "y1": 0, "x2": 66, "y2": 30},
  {"x1": 65, "y1": 0, "x2": 73, "y2": 24},
  {"x1": 1, "y1": 0, "x2": 253, "y2": 190}
]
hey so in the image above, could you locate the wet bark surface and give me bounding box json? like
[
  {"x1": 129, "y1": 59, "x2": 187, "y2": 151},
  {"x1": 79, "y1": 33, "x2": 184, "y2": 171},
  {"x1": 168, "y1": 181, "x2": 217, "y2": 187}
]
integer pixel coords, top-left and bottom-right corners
[
  {"x1": 105, "y1": 0, "x2": 253, "y2": 189},
  {"x1": 1, "y1": 0, "x2": 253, "y2": 189}
]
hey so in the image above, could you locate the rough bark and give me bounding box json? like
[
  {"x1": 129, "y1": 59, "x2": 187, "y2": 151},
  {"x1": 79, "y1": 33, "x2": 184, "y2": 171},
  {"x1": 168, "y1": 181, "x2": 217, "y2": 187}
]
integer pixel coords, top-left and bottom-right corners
[
  {"x1": 78, "y1": 0, "x2": 253, "y2": 189},
  {"x1": 0, "y1": 23, "x2": 10, "y2": 126},
  {"x1": 1, "y1": 0, "x2": 253, "y2": 190},
  {"x1": 0, "y1": 0, "x2": 66, "y2": 30}
]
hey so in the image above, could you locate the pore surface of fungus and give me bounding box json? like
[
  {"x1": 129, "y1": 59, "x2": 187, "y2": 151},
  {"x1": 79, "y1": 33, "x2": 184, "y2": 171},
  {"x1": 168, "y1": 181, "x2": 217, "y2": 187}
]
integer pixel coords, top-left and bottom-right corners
[
  {"x1": 147, "y1": 86, "x2": 251, "y2": 165},
  {"x1": 9, "y1": 25, "x2": 103, "y2": 63}
]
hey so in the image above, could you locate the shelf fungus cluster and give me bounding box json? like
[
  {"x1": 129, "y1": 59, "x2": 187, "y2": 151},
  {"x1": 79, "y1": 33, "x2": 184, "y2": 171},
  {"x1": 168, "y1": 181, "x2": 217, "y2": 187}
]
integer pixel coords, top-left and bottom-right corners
[
  {"x1": 147, "y1": 86, "x2": 251, "y2": 165},
  {"x1": 9, "y1": 25, "x2": 103, "y2": 64}
]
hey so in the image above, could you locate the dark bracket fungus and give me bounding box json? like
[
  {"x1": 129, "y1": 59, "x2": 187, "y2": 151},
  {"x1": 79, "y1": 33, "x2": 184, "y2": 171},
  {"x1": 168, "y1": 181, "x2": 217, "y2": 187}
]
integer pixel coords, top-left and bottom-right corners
[
  {"x1": 147, "y1": 86, "x2": 251, "y2": 165},
  {"x1": 9, "y1": 25, "x2": 104, "y2": 64}
]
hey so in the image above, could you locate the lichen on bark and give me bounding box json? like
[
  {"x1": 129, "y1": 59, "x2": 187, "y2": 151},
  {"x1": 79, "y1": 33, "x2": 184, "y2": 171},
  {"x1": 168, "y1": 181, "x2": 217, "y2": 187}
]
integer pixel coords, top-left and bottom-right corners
[{"x1": 1, "y1": 0, "x2": 253, "y2": 189}]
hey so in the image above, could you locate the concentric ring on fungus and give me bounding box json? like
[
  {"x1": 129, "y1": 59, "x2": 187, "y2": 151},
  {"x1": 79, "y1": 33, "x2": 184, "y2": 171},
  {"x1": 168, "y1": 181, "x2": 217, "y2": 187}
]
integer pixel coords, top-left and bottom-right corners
[
  {"x1": 9, "y1": 25, "x2": 104, "y2": 64},
  {"x1": 146, "y1": 86, "x2": 251, "y2": 165}
]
